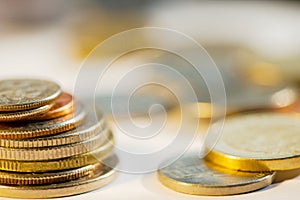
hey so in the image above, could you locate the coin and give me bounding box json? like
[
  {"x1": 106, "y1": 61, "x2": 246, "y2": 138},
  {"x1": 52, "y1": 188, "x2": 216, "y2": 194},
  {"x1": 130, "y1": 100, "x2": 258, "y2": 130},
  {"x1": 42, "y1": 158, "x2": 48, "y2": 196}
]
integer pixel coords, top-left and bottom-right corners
[
  {"x1": 0, "y1": 137, "x2": 114, "y2": 172},
  {"x1": 158, "y1": 155, "x2": 274, "y2": 196},
  {"x1": 0, "y1": 155, "x2": 118, "y2": 198},
  {"x1": 0, "y1": 129, "x2": 112, "y2": 161},
  {"x1": 0, "y1": 163, "x2": 102, "y2": 185},
  {"x1": 0, "y1": 104, "x2": 53, "y2": 122},
  {"x1": 0, "y1": 117, "x2": 106, "y2": 148},
  {"x1": 205, "y1": 112, "x2": 300, "y2": 171},
  {"x1": 0, "y1": 104, "x2": 86, "y2": 139},
  {"x1": 37, "y1": 92, "x2": 74, "y2": 120},
  {"x1": 0, "y1": 79, "x2": 61, "y2": 112}
]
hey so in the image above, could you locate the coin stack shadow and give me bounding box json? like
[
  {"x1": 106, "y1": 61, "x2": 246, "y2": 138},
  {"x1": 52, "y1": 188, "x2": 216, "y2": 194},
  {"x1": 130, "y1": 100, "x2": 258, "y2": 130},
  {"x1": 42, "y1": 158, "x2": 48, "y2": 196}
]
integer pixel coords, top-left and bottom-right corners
[{"x1": 0, "y1": 79, "x2": 117, "y2": 199}]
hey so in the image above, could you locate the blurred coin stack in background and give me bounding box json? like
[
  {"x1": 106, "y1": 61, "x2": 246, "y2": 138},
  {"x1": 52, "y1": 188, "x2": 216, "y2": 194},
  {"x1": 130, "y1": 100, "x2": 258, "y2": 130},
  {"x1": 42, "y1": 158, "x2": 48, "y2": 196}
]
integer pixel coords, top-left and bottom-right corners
[
  {"x1": 158, "y1": 83, "x2": 300, "y2": 196},
  {"x1": 0, "y1": 79, "x2": 117, "y2": 199}
]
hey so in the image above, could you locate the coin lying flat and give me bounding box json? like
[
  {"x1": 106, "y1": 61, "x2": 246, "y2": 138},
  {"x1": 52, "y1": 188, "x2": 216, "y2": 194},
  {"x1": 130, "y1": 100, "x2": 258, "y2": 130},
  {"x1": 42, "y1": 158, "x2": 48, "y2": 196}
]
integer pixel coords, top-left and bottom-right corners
[
  {"x1": 0, "y1": 155, "x2": 118, "y2": 199},
  {"x1": 0, "y1": 104, "x2": 53, "y2": 122},
  {"x1": 205, "y1": 112, "x2": 300, "y2": 172},
  {"x1": 158, "y1": 155, "x2": 274, "y2": 196},
  {"x1": 0, "y1": 117, "x2": 106, "y2": 148},
  {"x1": 37, "y1": 92, "x2": 74, "y2": 120},
  {"x1": 0, "y1": 105, "x2": 86, "y2": 139},
  {"x1": 0, "y1": 162, "x2": 102, "y2": 185},
  {"x1": 0, "y1": 137, "x2": 114, "y2": 172},
  {"x1": 0, "y1": 129, "x2": 112, "y2": 161},
  {"x1": 0, "y1": 79, "x2": 61, "y2": 112}
]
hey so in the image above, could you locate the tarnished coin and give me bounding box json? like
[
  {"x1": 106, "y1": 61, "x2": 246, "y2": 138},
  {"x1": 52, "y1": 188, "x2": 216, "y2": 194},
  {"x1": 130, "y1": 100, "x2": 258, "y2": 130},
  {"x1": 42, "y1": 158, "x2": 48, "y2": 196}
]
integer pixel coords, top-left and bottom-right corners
[
  {"x1": 0, "y1": 116, "x2": 106, "y2": 148},
  {"x1": 0, "y1": 104, "x2": 86, "y2": 139},
  {"x1": 158, "y1": 155, "x2": 274, "y2": 196},
  {"x1": 205, "y1": 112, "x2": 300, "y2": 172},
  {"x1": 0, "y1": 79, "x2": 61, "y2": 112},
  {"x1": 0, "y1": 104, "x2": 53, "y2": 122},
  {"x1": 37, "y1": 92, "x2": 74, "y2": 120},
  {"x1": 0, "y1": 129, "x2": 112, "y2": 161},
  {"x1": 0, "y1": 155, "x2": 118, "y2": 199},
  {"x1": 0, "y1": 162, "x2": 102, "y2": 185},
  {"x1": 0, "y1": 137, "x2": 114, "y2": 172}
]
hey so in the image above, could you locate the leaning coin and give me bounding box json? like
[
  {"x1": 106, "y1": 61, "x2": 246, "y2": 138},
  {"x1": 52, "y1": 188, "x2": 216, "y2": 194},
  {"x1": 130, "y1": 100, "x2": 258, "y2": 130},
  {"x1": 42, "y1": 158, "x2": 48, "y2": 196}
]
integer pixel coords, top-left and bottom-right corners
[
  {"x1": 205, "y1": 112, "x2": 300, "y2": 172},
  {"x1": 0, "y1": 104, "x2": 86, "y2": 139},
  {"x1": 0, "y1": 79, "x2": 61, "y2": 112},
  {"x1": 0, "y1": 129, "x2": 112, "y2": 161},
  {"x1": 0, "y1": 104, "x2": 53, "y2": 122},
  {"x1": 0, "y1": 155, "x2": 118, "y2": 199},
  {"x1": 0, "y1": 116, "x2": 105, "y2": 148},
  {"x1": 0, "y1": 136, "x2": 114, "y2": 172},
  {"x1": 0, "y1": 162, "x2": 102, "y2": 185},
  {"x1": 158, "y1": 155, "x2": 274, "y2": 196},
  {"x1": 36, "y1": 91, "x2": 74, "y2": 120}
]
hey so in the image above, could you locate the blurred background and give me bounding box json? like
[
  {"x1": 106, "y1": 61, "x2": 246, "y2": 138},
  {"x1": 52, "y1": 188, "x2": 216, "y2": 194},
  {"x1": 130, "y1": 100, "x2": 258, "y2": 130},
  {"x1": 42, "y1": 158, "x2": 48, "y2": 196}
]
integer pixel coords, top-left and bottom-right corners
[{"x1": 0, "y1": 0, "x2": 299, "y2": 118}]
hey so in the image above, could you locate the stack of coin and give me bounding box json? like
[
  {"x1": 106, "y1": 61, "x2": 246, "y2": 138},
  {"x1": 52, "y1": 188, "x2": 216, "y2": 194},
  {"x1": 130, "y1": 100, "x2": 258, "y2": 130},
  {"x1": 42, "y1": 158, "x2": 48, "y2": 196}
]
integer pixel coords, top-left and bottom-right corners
[
  {"x1": 0, "y1": 79, "x2": 117, "y2": 199},
  {"x1": 158, "y1": 95, "x2": 300, "y2": 196}
]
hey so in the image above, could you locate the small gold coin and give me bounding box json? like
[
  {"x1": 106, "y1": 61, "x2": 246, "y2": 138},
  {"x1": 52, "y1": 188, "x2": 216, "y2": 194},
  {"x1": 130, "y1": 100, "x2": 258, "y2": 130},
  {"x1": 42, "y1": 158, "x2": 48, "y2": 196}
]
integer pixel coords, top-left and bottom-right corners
[
  {"x1": 205, "y1": 112, "x2": 300, "y2": 171},
  {"x1": 0, "y1": 162, "x2": 102, "y2": 185},
  {"x1": 0, "y1": 117, "x2": 106, "y2": 148},
  {"x1": 0, "y1": 155, "x2": 118, "y2": 199},
  {"x1": 0, "y1": 79, "x2": 61, "y2": 112},
  {"x1": 37, "y1": 92, "x2": 74, "y2": 120},
  {"x1": 0, "y1": 129, "x2": 112, "y2": 161},
  {"x1": 0, "y1": 105, "x2": 86, "y2": 139},
  {"x1": 0, "y1": 137, "x2": 114, "y2": 172},
  {"x1": 158, "y1": 155, "x2": 274, "y2": 196},
  {"x1": 0, "y1": 104, "x2": 53, "y2": 122}
]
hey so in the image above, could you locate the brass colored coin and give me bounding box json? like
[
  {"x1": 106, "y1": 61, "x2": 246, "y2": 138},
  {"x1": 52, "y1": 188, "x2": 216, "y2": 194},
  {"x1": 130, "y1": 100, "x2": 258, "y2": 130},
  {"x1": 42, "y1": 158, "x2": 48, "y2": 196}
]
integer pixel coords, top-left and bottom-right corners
[
  {"x1": 0, "y1": 79, "x2": 61, "y2": 112},
  {"x1": 37, "y1": 92, "x2": 74, "y2": 120},
  {"x1": 158, "y1": 155, "x2": 274, "y2": 196},
  {"x1": 205, "y1": 112, "x2": 300, "y2": 172},
  {"x1": 0, "y1": 155, "x2": 118, "y2": 198},
  {"x1": 0, "y1": 129, "x2": 112, "y2": 161},
  {"x1": 0, "y1": 137, "x2": 114, "y2": 172},
  {"x1": 0, "y1": 117, "x2": 106, "y2": 148},
  {"x1": 0, "y1": 162, "x2": 102, "y2": 185},
  {"x1": 0, "y1": 104, "x2": 53, "y2": 122},
  {"x1": 0, "y1": 105, "x2": 86, "y2": 139}
]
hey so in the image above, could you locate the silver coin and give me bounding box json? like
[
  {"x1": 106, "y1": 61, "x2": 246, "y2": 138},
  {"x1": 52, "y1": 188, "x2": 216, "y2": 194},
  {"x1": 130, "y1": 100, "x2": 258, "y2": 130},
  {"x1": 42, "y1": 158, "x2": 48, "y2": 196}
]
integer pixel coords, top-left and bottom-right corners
[{"x1": 158, "y1": 155, "x2": 274, "y2": 196}]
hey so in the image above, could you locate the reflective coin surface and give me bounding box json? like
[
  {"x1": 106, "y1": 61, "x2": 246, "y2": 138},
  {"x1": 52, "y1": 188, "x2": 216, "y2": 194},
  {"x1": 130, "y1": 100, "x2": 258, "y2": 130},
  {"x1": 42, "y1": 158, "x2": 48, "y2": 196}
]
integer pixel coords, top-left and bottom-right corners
[
  {"x1": 158, "y1": 155, "x2": 274, "y2": 196},
  {"x1": 206, "y1": 112, "x2": 300, "y2": 171},
  {"x1": 0, "y1": 79, "x2": 61, "y2": 111}
]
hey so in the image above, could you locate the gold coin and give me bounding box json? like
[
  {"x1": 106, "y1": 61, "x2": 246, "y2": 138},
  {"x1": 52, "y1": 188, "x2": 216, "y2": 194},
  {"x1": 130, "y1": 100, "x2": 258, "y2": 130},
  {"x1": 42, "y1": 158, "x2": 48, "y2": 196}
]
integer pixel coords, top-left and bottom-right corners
[
  {"x1": 0, "y1": 137, "x2": 114, "y2": 172},
  {"x1": 0, "y1": 155, "x2": 118, "y2": 198},
  {"x1": 0, "y1": 117, "x2": 106, "y2": 148},
  {"x1": 0, "y1": 129, "x2": 112, "y2": 161},
  {"x1": 0, "y1": 162, "x2": 102, "y2": 185},
  {"x1": 0, "y1": 79, "x2": 61, "y2": 112},
  {"x1": 37, "y1": 91, "x2": 74, "y2": 120},
  {"x1": 205, "y1": 112, "x2": 300, "y2": 172},
  {"x1": 0, "y1": 104, "x2": 53, "y2": 122},
  {"x1": 0, "y1": 105, "x2": 86, "y2": 139},
  {"x1": 158, "y1": 155, "x2": 274, "y2": 196}
]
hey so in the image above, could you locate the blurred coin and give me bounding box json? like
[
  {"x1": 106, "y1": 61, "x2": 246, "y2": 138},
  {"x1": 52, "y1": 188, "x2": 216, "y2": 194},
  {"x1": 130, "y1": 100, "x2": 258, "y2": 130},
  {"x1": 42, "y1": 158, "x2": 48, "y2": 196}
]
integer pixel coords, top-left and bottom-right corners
[
  {"x1": 0, "y1": 115, "x2": 105, "y2": 148},
  {"x1": 205, "y1": 112, "x2": 300, "y2": 171},
  {"x1": 0, "y1": 129, "x2": 112, "y2": 161},
  {"x1": 0, "y1": 104, "x2": 52, "y2": 122},
  {"x1": 0, "y1": 104, "x2": 86, "y2": 139},
  {"x1": 0, "y1": 79, "x2": 61, "y2": 112},
  {"x1": 0, "y1": 137, "x2": 114, "y2": 172},
  {"x1": 0, "y1": 163, "x2": 102, "y2": 185},
  {"x1": 37, "y1": 92, "x2": 74, "y2": 120},
  {"x1": 0, "y1": 155, "x2": 118, "y2": 198},
  {"x1": 158, "y1": 155, "x2": 274, "y2": 196}
]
